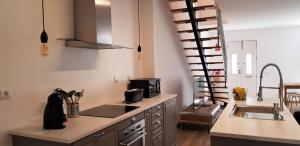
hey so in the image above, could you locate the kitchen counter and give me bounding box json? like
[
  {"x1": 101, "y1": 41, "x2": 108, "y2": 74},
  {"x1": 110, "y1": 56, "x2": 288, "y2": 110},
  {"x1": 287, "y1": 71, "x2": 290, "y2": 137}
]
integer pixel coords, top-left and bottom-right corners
[
  {"x1": 9, "y1": 94, "x2": 177, "y2": 144},
  {"x1": 211, "y1": 97, "x2": 300, "y2": 145}
]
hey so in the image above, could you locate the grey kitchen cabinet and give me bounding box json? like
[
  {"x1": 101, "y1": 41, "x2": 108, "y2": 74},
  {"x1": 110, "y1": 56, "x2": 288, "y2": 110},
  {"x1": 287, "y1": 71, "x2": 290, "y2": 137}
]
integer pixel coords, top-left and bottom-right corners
[
  {"x1": 145, "y1": 104, "x2": 164, "y2": 146},
  {"x1": 163, "y1": 98, "x2": 177, "y2": 146},
  {"x1": 12, "y1": 126, "x2": 117, "y2": 146},
  {"x1": 73, "y1": 125, "x2": 117, "y2": 146},
  {"x1": 145, "y1": 109, "x2": 152, "y2": 146},
  {"x1": 145, "y1": 98, "x2": 177, "y2": 146},
  {"x1": 12, "y1": 97, "x2": 177, "y2": 146},
  {"x1": 151, "y1": 133, "x2": 163, "y2": 146}
]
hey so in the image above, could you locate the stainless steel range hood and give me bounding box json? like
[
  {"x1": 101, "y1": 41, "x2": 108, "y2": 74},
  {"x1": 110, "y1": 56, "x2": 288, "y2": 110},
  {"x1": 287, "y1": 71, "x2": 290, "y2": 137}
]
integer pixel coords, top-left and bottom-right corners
[{"x1": 61, "y1": 0, "x2": 133, "y2": 49}]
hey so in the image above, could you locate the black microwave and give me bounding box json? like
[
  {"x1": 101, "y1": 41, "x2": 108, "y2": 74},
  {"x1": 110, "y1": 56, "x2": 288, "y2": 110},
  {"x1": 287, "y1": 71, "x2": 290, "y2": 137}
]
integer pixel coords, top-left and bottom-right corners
[{"x1": 129, "y1": 78, "x2": 161, "y2": 98}]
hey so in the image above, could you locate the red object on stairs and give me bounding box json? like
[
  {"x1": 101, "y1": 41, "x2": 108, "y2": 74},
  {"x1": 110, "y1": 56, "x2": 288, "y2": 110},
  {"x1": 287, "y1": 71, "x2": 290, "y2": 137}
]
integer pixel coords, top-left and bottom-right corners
[{"x1": 215, "y1": 44, "x2": 221, "y2": 51}]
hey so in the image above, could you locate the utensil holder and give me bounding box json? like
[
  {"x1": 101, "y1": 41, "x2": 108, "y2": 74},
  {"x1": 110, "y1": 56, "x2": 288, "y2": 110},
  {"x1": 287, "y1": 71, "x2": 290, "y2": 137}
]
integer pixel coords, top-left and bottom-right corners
[{"x1": 67, "y1": 103, "x2": 79, "y2": 118}]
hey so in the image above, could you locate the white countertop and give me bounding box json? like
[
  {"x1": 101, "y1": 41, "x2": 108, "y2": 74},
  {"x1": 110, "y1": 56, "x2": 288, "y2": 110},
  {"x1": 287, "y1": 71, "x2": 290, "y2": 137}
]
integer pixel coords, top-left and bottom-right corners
[
  {"x1": 9, "y1": 94, "x2": 177, "y2": 144},
  {"x1": 211, "y1": 97, "x2": 300, "y2": 145}
]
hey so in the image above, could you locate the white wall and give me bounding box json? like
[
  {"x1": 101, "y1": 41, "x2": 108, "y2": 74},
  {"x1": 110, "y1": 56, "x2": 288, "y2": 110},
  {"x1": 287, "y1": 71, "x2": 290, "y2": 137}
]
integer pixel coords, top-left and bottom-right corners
[
  {"x1": 0, "y1": 0, "x2": 193, "y2": 145},
  {"x1": 153, "y1": 0, "x2": 193, "y2": 112},
  {"x1": 0, "y1": 0, "x2": 139, "y2": 146},
  {"x1": 0, "y1": 0, "x2": 3, "y2": 87},
  {"x1": 225, "y1": 26, "x2": 300, "y2": 98},
  {"x1": 140, "y1": 0, "x2": 155, "y2": 78}
]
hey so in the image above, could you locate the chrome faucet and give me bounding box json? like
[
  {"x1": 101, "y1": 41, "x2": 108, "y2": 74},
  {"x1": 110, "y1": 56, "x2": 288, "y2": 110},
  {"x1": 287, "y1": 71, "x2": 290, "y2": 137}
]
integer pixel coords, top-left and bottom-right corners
[{"x1": 258, "y1": 63, "x2": 284, "y2": 112}]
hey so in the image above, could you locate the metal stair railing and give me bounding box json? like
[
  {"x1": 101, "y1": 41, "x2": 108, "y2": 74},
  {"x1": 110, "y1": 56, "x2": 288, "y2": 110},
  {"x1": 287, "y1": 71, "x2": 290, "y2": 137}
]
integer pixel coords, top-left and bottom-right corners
[
  {"x1": 185, "y1": 0, "x2": 216, "y2": 104},
  {"x1": 216, "y1": 5, "x2": 228, "y2": 86}
]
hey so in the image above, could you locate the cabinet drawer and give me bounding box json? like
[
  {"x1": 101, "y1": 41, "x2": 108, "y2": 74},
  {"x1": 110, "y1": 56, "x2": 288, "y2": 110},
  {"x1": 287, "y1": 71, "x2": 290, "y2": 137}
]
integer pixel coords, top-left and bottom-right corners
[
  {"x1": 151, "y1": 110, "x2": 163, "y2": 122},
  {"x1": 118, "y1": 112, "x2": 145, "y2": 131},
  {"x1": 152, "y1": 131, "x2": 163, "y2": 146},
  {"x1": 73, "y1": 126, "x2": 116, "y2": 146},
  {"x1": 152, "y1": 118, "x2": 163, "y2": 131},
  {"x1": 152, "y1": 127, "x2": 163, "y2": 138},
  {"x1": 152, "y1": 104, "x2": 162, "y2": 113}
]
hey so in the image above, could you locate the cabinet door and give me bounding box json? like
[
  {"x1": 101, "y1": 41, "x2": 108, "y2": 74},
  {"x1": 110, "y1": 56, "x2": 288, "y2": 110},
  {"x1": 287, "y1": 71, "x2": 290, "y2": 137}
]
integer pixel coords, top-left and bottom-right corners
[
  {"x1": 163, "y1": 99, "x2": 177, "y2": 146},
  {"x1": 145, "y1": 109, "x2": 152, "y2": 146},
  {"x1": 152, "y1": 134, "x2": 163, "y2": 146},
  {"x1": 73, "y1": 126, "x2": 116, "y2": 146}
]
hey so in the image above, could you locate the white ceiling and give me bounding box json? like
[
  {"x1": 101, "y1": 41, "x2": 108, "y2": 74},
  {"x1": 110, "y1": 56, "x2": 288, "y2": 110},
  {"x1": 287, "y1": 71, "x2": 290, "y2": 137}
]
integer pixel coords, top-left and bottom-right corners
[{"x1": 216, "y1": 0, "x2": 300, "y2": 31}]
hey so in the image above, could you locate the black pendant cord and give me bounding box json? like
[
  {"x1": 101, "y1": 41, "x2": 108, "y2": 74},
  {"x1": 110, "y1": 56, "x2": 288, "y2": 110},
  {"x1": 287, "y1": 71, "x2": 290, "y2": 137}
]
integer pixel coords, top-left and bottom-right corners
[
  {"x1": 42, "y1": 0, "x2": 45, "y2": 31},
  {"x1": 137, "y1": 0, "x2": 141, "y2": 52},
  {"x1": 40, "y1": 0, "x2": 48, "y2": 43}
]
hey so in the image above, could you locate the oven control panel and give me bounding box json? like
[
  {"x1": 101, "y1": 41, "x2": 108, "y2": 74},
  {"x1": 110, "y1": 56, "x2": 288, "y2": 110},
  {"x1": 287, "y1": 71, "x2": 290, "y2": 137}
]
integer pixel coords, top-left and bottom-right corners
[{"x1": 119, "y1": 119, "x2": 145, "y2": 140}]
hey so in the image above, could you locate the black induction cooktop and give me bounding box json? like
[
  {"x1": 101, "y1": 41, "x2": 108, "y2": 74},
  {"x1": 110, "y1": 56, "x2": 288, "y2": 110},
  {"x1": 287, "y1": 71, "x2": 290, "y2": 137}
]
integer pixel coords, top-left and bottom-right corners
[{"x1": 80, "y1": 105, "x2": 140, "y2": 118}]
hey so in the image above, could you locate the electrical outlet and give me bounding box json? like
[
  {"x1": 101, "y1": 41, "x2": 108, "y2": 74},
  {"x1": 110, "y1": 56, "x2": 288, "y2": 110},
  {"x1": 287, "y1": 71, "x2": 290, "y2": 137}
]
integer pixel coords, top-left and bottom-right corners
[{"x1": 0, "y1": 89, "x2": 12, "y2": 100}]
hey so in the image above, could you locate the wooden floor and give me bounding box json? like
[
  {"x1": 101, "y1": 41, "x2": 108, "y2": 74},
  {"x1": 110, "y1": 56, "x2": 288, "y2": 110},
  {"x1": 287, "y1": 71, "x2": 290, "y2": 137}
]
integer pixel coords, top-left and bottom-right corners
[{"x1": 176, "y1": 125, "x2": 210, "y2": 146}]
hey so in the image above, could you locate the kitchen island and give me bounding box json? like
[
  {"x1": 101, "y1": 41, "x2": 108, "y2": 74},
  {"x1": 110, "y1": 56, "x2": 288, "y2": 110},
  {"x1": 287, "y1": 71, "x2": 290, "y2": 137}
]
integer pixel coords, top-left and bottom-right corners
[
  {"x1": 211, "y1": 98, "x2": 300, "y2": 146},
  {"x1": 9, "y1": 94, "x2": 177, "y2": 146}
]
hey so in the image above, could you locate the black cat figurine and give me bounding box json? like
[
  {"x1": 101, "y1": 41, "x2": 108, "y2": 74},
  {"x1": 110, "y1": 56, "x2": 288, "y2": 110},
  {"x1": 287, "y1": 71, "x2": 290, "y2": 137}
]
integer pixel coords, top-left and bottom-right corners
[{"x1": 43, "y1": 90, "x2": 67, "y2": 129}]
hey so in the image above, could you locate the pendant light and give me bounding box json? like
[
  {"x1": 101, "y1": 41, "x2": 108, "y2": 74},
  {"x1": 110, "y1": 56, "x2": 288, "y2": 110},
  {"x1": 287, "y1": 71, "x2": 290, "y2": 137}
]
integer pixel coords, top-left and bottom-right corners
[
  {"x1": 137, "y1": 0, "x2": 142, "y2": 60},
  {"x1": 40, "y1": 0, "x2": 49, "y2": 57}
]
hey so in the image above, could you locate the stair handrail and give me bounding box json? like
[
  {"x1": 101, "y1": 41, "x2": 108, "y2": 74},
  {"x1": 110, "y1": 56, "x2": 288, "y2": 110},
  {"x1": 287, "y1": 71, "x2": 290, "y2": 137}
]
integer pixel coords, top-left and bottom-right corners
[{"x1": 215, "y1": 5, "x2": 228, "y2": 80}]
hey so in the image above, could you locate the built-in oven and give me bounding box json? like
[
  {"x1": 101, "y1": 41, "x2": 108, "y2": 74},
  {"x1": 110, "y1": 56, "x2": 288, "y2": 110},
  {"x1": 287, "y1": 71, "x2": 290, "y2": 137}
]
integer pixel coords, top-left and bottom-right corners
[{"x1": 118, "y1": 119, "x2": 146, "y2": 146}]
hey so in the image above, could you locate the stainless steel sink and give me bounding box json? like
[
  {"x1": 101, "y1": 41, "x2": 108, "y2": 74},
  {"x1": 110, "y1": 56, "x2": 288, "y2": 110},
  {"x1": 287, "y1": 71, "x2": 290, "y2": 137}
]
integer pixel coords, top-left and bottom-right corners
[{"x1": 231, "y1": 104, "x2": 284, "y2": 121}]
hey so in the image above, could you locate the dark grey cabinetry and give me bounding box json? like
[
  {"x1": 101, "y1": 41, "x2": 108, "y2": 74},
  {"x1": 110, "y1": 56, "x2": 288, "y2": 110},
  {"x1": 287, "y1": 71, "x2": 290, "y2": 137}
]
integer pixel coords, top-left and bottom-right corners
[
  {"x1": 73, "y1": 126, "x2": 117, "y2": 146},
  {"x1": 163, "y1": 98, "x2": 176, "y2": 146},
  {"x1": 145, "y1": 98, "x2": 177, "y2": 146},
  {"x1": 12, "y1": 126, "x2": 117, "y2": 146},
  {"x1": 12, "y1": 97, "x2": 177, "y2": 146},
  {"x1": 145, "y1": 104, "x2": 164, "y2": 146}
]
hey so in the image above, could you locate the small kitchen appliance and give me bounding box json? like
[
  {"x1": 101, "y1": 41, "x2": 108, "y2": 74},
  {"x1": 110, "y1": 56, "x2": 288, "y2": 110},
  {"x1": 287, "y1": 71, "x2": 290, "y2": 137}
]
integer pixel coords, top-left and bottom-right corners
[
  {"x1": 129, "y1": 78, "x2": 161, "y2": 98},
  {"x1": 124, "y1": 88, "x2": 143, "y2": 104},
  {"x1": 43, "y1": 91, "x2": 66, "y2": 129}
]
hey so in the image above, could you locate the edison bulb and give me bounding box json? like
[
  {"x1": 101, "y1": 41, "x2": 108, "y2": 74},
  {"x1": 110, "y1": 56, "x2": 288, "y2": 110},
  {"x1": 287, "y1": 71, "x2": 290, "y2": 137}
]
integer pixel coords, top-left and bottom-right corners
[
  {"x1": 41, "y1": 43, "x2": 49, "y2": 57},
  {"x1": 138, "y1": 52, "x2": 142, "y2": 60}
]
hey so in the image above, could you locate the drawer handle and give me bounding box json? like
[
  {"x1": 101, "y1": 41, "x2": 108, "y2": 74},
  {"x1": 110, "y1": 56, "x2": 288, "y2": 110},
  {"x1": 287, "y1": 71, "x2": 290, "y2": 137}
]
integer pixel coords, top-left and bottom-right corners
[
  {"x1": 94, "y1": 132, "x2": 105, "y2": 138},
  {"x1": 130, "y1": 117, "x2": 136, "y2": 123},
  {"x1": 156, "y1": 121, "x2": 161, "y2": 125},
  {"x1": 157, "y1": 106, "x2": 160, "y2": 110},
  {"x1": 156, "y1": 113, "x2": 161, "y2": 117}
]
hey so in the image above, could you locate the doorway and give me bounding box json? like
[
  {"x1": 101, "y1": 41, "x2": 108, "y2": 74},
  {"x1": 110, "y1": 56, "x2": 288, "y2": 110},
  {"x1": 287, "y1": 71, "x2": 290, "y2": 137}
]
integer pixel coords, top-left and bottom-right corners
[{"x1": 227, "y1": 40, "x2": 258, "y2": 98}]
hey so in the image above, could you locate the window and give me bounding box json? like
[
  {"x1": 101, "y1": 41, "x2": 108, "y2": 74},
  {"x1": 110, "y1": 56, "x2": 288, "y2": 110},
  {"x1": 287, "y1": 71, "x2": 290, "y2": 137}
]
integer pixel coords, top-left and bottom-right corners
[
  {"x1": 232, "y1": 54, "x2": 238, "y2": 74},
  {"x1": 246, "y1": 54, "x2": 252, "y2": 75}
]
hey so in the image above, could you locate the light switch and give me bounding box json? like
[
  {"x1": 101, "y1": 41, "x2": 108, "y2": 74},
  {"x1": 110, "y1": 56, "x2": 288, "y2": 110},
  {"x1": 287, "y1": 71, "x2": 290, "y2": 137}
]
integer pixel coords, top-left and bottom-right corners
[{"x1": 114, "y1": 76, "x2": 118, "y2": 84}]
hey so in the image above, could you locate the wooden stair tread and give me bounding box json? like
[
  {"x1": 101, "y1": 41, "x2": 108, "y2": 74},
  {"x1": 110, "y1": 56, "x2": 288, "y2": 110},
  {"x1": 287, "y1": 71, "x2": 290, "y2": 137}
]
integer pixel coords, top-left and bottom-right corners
[
  {"x1": 198, "y1": 91, "x2": 228, "y2": 94},
  {"x1": 178, "y1": 27, "x2": 218, "y2": 33},
  {"x1": 196, "y1": 80, "x2": 226, "y2": 83},
  {"x1": 191, "y1": 68, "x2": 224, "y2": 71},
  {"x1": 184, "y1": 46, "x2": 221, "y2": 50},
  {"x1": 186, "y1": 54, "x2": 223, "y2": 57},
  {"x1": 189, "y1": 62, "x2": 223, "y2": 65},
  {"x1": 175, "y1": 16, "x2": 217, "y2": 24},
  {"x1": 181, "y1": 37, "x2": 218, "y2": 42},
  {"x1": 204, "y1": 94, "x2": 229, "y2": 99},
  {"x1": 200, "y1": 86, "x2": 227, "y2": 88},
  {"x1": 193, "y1": 75, "x2": 226, "y2": 78},
  {"x1": 171, "y1": 5, "x2": 215, "y2": 13}
]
